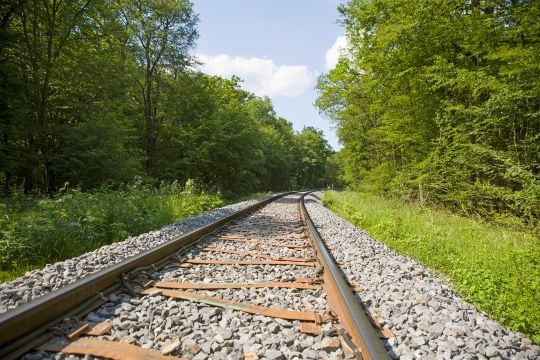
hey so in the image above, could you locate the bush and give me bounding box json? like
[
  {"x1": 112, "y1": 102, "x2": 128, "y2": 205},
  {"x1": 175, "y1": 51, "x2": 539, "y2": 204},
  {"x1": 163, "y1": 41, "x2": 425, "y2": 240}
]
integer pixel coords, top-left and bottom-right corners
[{"x1": 0, "y1": 180, "x2": 223, "y2": 281}]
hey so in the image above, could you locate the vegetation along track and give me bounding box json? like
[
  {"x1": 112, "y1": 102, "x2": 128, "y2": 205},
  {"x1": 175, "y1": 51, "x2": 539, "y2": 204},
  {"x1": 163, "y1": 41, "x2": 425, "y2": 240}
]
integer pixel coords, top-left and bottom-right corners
[{"x1": 0, "y1": 192, "x2": 389, "y2": 360}]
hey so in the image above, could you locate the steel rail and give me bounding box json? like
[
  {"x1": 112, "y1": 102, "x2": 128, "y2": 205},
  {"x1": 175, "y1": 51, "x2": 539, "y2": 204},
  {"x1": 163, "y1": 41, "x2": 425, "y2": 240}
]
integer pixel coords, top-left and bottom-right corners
[
  {"x1": 300, "y1": 192, "x2": 390, "y2": 360},
  {"x1": 0, "y1": 192, "x2": 291, "y2": 357}
]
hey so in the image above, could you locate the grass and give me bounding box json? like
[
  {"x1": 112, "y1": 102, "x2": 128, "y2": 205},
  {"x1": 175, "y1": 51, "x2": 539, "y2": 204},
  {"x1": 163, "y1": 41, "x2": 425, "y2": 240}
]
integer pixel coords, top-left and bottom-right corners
[
  {"x1": 0, "y1": 180, "x2": 224, "y2": 282},
  {"x1": 323, "y1": 190, "x2": 540, "y2": 344}
]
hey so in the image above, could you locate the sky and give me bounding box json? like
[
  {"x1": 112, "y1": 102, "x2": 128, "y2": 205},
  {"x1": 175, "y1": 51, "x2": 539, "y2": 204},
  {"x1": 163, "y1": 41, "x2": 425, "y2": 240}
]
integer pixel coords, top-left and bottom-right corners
[{"x1": 192, "y1": 0, "x2": 347, "y2": 150}]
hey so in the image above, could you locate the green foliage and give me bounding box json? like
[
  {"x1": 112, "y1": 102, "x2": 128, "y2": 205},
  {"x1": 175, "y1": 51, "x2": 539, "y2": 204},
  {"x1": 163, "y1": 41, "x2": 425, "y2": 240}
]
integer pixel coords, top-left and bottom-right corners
[
  {"x1": 0, "y1": 180, "x2": 222, "y2": 281},
  {"x1": 295, "y1": 127, "x2": 333, "y2": 189},
  {"x1": 0, "y1": 0, "x2": 336, "y2": 198},
  {"x1": 324, "y1": 190, "x2": 540, "y2": 344},
  {"x1": 316, "y1": 0, "x2": 540, "y2": 227},
  {"x1": 152, "y1": 74, "x2": 335, "y2": 196}
]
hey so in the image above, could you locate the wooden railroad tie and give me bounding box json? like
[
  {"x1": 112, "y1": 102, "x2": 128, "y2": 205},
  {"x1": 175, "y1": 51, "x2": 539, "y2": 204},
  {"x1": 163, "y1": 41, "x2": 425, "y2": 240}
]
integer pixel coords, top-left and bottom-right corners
[
  {"x1": 153, "y1": 280, "x2": 321, "y2": 290},
  {"x1": 216, "y1": 236, "x2": 308, "y2": 250},
  {"x1": 218, "y1": 234, "x2": 307, "y2": 242},
  {"x1": 144, "y1": 287, "x2": 323, "y2": 324},
  {"x1": 182, "y1": 259, "x2": 318, "y2": 267},
  {"x1": 201, "y1": 246, "x2": 313, "y2": 263},
  {"x1": 40, "y1": 337, "x2": 176, "y2": 360}
]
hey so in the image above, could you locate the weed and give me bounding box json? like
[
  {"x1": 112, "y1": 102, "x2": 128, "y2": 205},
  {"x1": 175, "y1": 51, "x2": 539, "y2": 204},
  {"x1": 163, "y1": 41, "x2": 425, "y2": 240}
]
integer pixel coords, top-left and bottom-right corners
[
  {"x1": 0, "y1": 181, "x2": 223, "y2": 282},
  {"x1": 323, "y1": 190, "x2": 540, "y2": 344}
]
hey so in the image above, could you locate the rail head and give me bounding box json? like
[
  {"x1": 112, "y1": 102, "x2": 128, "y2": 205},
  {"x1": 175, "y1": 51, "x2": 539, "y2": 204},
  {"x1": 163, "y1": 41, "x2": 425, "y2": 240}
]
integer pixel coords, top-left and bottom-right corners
[{"x1": 300, "y1": 192, "x2": 390, "y2": 360}]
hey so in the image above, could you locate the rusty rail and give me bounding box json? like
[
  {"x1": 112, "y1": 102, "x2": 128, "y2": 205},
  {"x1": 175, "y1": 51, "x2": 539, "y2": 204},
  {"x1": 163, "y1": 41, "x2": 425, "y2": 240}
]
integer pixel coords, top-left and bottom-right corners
[
  {"x1": 300, "y1": 192, "x2": 390, "y2": 360},
  {"x1": 0, "y1": 192, "x2": 291, "y2": 359}
]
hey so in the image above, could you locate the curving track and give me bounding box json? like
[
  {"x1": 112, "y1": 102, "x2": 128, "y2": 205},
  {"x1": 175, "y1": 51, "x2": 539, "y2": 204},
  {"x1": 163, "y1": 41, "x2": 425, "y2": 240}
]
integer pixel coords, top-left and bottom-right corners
[{"x1": 0, "y1": 193, "x2": 389, "y2": 360}]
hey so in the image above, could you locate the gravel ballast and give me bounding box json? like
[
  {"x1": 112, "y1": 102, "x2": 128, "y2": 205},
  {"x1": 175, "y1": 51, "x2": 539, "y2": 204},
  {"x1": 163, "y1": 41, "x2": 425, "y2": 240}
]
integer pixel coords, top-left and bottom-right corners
[
  {"x1": 304, "y1": 192, "x2": 540, "y2": 359},
  {"x1": 27, "y1": 194, "x2": 343, "y2": 360},
  {"x1": 0, "y1": 196, "x2": 270, "y2": 313}
]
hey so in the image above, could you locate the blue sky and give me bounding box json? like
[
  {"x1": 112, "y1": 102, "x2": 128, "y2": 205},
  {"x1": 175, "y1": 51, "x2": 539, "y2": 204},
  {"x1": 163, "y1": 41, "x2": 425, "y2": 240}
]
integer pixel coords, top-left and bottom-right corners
[{"x1": 192, "y1": 0, "x2": 346, "y2": 150}]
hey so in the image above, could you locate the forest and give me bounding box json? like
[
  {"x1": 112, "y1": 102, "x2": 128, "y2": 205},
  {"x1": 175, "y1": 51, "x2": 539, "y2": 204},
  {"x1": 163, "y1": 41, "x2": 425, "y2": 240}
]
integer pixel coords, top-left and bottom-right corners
[
  {"x1": 0, "y1": 0, "x2": 334, "y2": 279},
  {"x1": 317, "y1": 0, "x2": 539, "y2": 229},
  {"x1": 0, "y1": 0, "x2": 333, "y2": 197}
]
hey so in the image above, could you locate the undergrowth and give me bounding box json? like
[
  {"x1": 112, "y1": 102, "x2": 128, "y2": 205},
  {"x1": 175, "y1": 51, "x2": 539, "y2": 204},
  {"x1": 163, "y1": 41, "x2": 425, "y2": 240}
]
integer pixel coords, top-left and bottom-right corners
[
  {"x1": 323, "y1": 190, "x2": 540, "y2": 345},
  {"x1": 0, "y1": 179, "x2": 223, "y2": 282}
]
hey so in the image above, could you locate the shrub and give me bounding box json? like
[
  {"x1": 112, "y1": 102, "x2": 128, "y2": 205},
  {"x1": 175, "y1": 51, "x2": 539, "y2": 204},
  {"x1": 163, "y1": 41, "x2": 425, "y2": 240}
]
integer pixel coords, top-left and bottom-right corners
[{"x1": 0, "y1": 180, "x2": 223, "y2": 281}]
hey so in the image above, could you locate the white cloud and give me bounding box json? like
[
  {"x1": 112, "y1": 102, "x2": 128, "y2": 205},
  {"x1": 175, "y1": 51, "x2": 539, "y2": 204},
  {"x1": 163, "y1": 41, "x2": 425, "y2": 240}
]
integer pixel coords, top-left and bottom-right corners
[
  {"x1": 196, "y1": 54, "x2": 312, "y2": 97},
  {"x1": 325, "y1": 35, "x2": 349, "y2": 71}
]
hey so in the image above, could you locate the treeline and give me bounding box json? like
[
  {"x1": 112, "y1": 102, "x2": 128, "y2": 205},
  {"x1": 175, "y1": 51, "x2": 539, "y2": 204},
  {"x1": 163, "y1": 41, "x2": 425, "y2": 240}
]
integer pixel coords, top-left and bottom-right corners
[
  {"x1": 0, "y1": 0, "x2": 332, "y2": 198},
  {"x1": 317, "y1": 0, "x2": 539, "y2": 226}
]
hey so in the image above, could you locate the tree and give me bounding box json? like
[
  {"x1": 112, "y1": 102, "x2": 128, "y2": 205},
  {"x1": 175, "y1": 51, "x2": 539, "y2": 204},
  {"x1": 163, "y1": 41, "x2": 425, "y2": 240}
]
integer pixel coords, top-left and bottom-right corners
[
  {"x1": 9, "y1": 0, "x2": 92, "y2": 192},
  {"x1": 295, "y1": 127, "x2": 333, "y2": 189},
  {"x1": 119, "y1": 0, "x2": 198, "y2": 173},
  {"x1": 317, "y1": 0, "x2": 540, "y2": 223},
  {"x1": 1, "y1": 0, "x2": 146, "y2": 192},
  {"x1": 245, "y1": 97, "x2": 297, "y2": 191},
  {"x1": 1, "y1": 0, "x2": 335, "y2": 198}
]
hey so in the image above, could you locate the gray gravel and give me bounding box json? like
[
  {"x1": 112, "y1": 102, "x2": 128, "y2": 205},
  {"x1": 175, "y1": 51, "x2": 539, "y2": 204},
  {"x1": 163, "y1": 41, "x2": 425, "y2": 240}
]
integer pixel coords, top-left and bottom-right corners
[
  {"x1": 26, "y1": 194, "x2": 344, "y2": 360},
  {"x1": 304, "y1": 192, "x2": 540, "y2": 359},
  {"x1": 0, "y1": 196, "x2": 270, "y2": 313},
  {"x1": 17, "y1": 191, "x2": 538, "y2": 360}
]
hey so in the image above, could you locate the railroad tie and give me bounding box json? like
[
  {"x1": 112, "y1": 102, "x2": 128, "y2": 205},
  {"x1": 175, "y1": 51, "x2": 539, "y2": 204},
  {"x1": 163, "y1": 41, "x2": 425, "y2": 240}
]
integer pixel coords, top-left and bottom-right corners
[
  {"x1": 182, "y1": 259, "x2": 318, "y2": 267},
  {"x1": 217, "y1": 234, "x2": 307, "y2": 242},
  {"x1": 216, "y1": 236, "x2": 308, "y2": 250},
  {"x1": 153, "y1": 280, "x2": 322, "y2": 290},
  {"x1": 144, "y1": 288, "x2": 323, "y2": 324},
  {"x1": 201, "y1": 246, "x2": 313, "y2": 262},
  {"x1": 40, "y1": 338, "x2": 177, "y2": 360},
  {"x1": 271, "y1": 236, "x2": 307, "y2": 241}
]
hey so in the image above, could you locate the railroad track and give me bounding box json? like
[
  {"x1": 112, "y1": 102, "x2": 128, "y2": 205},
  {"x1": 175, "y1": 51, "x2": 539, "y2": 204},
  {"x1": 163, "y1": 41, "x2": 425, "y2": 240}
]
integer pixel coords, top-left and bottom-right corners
[{"x1": 0, "y1": 192, "x2": 389, "y2": 360}]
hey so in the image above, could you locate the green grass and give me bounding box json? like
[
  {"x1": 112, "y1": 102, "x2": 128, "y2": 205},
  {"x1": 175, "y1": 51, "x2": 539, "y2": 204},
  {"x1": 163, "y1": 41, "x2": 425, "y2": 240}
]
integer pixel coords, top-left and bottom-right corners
[
  {"x1": 0, "y1": 181, "x2": 223, "y2": 282},
  {"x1": 323, "y1": 190, "x2": 540, "y2": 344}
]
